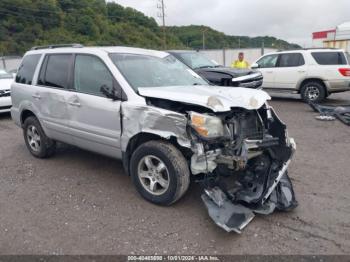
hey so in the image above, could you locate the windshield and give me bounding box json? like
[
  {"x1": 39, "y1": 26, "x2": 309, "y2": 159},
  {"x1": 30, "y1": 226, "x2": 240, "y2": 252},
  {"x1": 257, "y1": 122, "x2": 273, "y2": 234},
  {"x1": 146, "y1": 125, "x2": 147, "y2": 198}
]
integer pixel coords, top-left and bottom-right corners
[
  {"x1": 346, "y1": 52, "x2": 350, "y2": 64},
  {"x1": 109, "y1": 54, "x2": 208, "y2": 90},
  {"x1": 177, "y1": 52, "x2": 218, "y2": 69},
  {"x1": 0, "y1": 69, "x2": 13, "y2": 79}
]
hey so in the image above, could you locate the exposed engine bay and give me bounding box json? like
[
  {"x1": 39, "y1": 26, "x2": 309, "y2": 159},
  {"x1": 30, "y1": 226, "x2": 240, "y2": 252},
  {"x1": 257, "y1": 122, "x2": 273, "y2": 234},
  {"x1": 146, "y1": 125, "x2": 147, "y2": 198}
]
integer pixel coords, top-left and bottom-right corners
[{"x1": 187, "y1": 103, "x2": 297, "y2": 233}]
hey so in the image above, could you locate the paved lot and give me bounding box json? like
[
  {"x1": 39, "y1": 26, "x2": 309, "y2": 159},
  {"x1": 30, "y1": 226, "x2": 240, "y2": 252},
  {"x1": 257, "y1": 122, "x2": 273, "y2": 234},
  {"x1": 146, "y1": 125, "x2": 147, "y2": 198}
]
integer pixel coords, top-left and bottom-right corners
[{"x1": 1, "y1": 92, "x2": 350, "y2": 255}]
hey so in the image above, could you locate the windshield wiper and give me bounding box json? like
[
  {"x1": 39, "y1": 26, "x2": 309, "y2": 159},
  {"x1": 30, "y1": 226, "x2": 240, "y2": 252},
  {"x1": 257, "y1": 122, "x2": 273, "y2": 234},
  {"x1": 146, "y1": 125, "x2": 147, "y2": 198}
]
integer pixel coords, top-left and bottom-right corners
[{"x1": 195, "y1": 65, "x2": 214, "y2": 69}]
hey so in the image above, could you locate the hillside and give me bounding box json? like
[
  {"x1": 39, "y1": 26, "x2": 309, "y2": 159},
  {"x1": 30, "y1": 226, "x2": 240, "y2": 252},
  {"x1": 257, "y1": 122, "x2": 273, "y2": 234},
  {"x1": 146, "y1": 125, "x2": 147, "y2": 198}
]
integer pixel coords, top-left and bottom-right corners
[
  {"x1": 168, "y1": 25, "x2": 301, "y2": 50},
  {"x1": 0, "y1": 0, "x2": 300, "y2": 55}
]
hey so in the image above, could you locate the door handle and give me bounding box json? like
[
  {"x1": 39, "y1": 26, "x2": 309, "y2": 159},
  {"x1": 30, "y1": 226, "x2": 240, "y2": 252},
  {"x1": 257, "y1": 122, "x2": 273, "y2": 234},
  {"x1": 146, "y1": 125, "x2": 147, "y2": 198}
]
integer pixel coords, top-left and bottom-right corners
[
  {"x1": 298, "y1": 70, "x2": 306, "y2": 73},
  {"x1": 266, "y1": 71, "x2": 273, "y2": 73},
  {"x1": 32, "y1": 93, "x2": 41, "y2": 99},
  {"x1": 68, "y1": 101, "x2": 81, "y2": 107}
]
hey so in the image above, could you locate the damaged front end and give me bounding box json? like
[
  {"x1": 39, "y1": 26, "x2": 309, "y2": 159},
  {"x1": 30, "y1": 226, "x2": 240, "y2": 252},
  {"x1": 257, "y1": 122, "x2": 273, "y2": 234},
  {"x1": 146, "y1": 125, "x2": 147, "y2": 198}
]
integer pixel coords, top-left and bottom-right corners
[
  {"x1": 188, "y1": 103, "x2": 297, "y2": 233},
  {"x1": 126, "y1": 85, "x2": 297, "y2": 233}
]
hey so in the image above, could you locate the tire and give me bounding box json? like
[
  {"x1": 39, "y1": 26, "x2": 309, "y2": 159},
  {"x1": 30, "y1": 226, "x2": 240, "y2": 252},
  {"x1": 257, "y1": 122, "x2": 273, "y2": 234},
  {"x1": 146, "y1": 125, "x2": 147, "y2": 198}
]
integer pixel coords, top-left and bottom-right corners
[
  {"x1": 130, "y1": 140, "x2": 190, "y2": 206},
  {"x1": 300, "y1": 81, "x2": 326, "y2": 103},
  {"x1": 23, "y1": 116, "x2": 56, "y2": 158}
]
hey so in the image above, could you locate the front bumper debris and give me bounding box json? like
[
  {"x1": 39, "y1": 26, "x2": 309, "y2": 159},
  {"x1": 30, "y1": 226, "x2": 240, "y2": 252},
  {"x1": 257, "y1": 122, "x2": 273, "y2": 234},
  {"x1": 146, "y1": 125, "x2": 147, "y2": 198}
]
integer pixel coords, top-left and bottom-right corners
[
  {"x1": 201, "y1": 138, "x2": 297, "y2": 233},
  {"x1": 309, "y1": 102, "x2": 350, "y2": 126}
]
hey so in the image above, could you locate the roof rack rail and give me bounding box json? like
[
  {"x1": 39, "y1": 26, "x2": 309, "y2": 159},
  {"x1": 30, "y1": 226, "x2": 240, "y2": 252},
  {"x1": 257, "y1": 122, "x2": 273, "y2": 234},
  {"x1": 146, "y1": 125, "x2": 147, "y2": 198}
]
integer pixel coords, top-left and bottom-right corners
[
  {"x1": 31, "y1": 44, "x2": 84, "y2": 51},
  {"x1": 277, "y1": 47, "x2": 340, "y2": 52}
]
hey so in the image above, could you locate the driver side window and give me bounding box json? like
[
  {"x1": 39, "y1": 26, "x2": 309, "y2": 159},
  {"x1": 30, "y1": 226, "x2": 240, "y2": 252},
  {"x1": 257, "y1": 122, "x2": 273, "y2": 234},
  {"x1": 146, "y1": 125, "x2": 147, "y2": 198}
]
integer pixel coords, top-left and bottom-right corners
[
  {"x1": 257, "y1": 54, "x2": 279, "y2": 68},
  {"x1": 74, "y1": 55, "x2": 113, "y2": 96}
]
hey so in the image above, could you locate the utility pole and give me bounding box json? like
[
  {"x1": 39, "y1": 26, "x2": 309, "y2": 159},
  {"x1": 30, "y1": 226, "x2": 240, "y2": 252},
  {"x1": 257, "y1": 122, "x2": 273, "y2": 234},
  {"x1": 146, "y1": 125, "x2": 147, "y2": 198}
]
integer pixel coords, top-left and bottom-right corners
[
  {"x1": 261, "y1": 40, "x2": 265, "y2": 55},
  {"x1": 202, "y1": 28, "x2": 207, "y2": 50},
  {"x1": 157, "y1": 0, "x2": 166, "y2": 49}
]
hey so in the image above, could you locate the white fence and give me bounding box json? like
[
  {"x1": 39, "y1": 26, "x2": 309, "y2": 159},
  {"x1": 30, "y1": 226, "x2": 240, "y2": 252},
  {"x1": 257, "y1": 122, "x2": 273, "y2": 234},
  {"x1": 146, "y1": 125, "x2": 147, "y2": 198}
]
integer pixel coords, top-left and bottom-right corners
[
  {"x1": 0, "y1": 56, "x2": 22, "y2": 72},
  {"x1": 198, "y1": 48, "x2": 278, "y2": 67}
]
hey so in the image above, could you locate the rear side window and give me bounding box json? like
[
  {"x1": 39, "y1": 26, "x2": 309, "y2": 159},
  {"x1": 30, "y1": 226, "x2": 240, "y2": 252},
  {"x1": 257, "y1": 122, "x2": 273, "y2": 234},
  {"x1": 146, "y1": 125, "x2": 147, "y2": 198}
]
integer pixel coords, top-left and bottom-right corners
[
  {"x1": 38, "y1": 54, "x2": 71, "y2": 89},
  {"x1": 278, "y1": 53, "x2": 305, "y2": 67},
  {"x1": 15, "y1": 54, "x2": 41, "y2": 85},
  {"x1": 311, "y1": 52, "x2": 347, "y2": 65}
]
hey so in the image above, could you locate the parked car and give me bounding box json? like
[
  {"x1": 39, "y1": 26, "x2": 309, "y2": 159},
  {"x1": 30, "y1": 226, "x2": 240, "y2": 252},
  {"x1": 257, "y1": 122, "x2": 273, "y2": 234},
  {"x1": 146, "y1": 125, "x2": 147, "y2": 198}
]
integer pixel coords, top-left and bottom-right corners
[
  {"x1": 251, "y1": 48, "x2": 350, "y2": 103},
  {"x1": 11, "y1": 45, "x2": 297, "y2": 233},
  {"x1": 0, "y1": 69, "x2": 13, "y2": 113},
  {"x1": 168, "y1": 50, "x2": 263, "y2": 89}
]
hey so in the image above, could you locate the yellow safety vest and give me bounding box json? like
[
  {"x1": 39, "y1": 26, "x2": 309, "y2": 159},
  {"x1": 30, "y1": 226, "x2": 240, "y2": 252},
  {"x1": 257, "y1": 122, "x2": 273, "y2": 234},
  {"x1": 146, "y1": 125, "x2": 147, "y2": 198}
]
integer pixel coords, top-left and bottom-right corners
[{"x1": 231, "y1": 60, "x2": 250, "y2": 69}]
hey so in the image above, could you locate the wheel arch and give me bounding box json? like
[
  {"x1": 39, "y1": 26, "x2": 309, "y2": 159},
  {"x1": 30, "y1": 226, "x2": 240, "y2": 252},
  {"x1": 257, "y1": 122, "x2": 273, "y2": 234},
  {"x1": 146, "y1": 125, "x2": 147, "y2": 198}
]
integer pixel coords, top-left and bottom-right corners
[
  {"x1": 122, "y1": 132, "x2": 192, "y2": 176},
  {"x1": 20, "y1": 109, "x2": 37, "y2": 127},
  {"x1": 297, "y1": 78, "x2": 328, "y2": 95}
]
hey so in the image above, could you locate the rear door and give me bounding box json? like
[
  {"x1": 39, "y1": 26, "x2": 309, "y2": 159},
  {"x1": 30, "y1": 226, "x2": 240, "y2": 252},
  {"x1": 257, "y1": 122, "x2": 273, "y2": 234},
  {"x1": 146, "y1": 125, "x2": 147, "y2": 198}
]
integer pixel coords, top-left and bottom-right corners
[
  {"x1": 35, "y1": 54, "x2": 74, "y2": 143},
  {"x1": 67, "y1": 54, "x2": 123, "y2": 159},
  {"x1": 273, "y1": 53, "x2": 307, "y2": 90},
  {"x1": 256, "y1": 54, "x2": 279, "y2": 88}
]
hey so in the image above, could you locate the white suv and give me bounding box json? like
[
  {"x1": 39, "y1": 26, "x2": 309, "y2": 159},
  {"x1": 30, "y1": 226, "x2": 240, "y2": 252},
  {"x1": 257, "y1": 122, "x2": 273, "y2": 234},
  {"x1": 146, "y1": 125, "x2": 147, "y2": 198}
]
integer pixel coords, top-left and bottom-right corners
[{"x1": 252, "y1": 49, "x2": 350, "y2": 103}]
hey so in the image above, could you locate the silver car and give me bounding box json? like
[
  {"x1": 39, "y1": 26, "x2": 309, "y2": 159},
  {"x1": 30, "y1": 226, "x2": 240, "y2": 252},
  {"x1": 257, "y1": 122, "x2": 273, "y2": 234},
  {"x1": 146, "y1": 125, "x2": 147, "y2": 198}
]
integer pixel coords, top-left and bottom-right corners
[{"x1": 11, "y1": 45, "x2": 297, "y2": 233}]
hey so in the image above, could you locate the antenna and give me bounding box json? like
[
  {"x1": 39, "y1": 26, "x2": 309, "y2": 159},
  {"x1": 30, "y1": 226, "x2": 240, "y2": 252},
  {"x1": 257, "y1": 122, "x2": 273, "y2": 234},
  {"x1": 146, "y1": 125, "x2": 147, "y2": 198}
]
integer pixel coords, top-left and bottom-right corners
[{"x1": 157, "y1": 0, "x2": 166, "y2": 49}]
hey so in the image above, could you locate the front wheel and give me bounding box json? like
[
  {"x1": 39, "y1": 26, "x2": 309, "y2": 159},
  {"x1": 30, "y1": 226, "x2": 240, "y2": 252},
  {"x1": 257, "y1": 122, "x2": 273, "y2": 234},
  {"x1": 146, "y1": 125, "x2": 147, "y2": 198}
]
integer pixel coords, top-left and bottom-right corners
[
  {"x1": 130, "y1": 141, "x2": 190, "y2": 206},
  {"x1": 300, "y1": 81, "x2": 326, "y2": 103}
]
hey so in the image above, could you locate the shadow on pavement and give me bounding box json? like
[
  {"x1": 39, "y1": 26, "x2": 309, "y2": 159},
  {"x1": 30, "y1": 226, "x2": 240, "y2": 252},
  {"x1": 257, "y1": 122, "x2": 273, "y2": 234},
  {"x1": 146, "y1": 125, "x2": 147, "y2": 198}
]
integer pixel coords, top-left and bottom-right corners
[{"x1": 0, "y1": 112, "x2": 11, "y2": 120}]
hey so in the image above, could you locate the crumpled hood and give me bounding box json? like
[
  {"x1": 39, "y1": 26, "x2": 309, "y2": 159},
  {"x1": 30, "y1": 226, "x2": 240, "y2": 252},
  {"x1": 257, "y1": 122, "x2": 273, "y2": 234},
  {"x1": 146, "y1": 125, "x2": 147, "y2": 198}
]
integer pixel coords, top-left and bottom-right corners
[{"x1": 138, "y1": 85, "x2": 271, "y2": 112}]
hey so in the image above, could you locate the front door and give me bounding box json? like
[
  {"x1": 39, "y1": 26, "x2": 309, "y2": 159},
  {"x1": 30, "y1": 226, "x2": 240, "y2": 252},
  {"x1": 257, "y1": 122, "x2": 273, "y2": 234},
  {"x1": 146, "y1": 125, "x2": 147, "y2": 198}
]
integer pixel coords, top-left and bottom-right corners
[
  {"x1": 256, "y1": 54, "x2": 279, "y2": 89},
  {"x1": 68, "y1": 54, "x2": 122, "y2": 159}
]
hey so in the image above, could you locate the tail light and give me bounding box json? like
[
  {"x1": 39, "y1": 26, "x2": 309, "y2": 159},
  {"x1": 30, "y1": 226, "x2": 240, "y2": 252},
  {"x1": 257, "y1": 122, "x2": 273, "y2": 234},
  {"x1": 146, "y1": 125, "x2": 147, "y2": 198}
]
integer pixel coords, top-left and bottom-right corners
[{"x1": 339, "y1": 68, "x2": 350, "y2": 77}]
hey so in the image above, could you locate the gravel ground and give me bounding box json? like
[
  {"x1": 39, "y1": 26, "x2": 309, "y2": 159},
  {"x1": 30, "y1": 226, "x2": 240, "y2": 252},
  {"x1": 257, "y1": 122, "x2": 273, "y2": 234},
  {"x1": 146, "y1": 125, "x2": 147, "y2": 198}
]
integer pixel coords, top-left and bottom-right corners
[{"x1": 0, "y1": 92, "x2": 350, "y2": 255}]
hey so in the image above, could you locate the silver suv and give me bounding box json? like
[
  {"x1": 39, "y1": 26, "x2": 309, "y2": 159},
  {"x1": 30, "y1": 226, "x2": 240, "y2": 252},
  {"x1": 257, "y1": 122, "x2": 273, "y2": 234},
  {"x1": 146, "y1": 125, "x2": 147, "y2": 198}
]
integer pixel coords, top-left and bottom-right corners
[{"x1": 11, "y1": 45, "x2": 297, "y2": 233}]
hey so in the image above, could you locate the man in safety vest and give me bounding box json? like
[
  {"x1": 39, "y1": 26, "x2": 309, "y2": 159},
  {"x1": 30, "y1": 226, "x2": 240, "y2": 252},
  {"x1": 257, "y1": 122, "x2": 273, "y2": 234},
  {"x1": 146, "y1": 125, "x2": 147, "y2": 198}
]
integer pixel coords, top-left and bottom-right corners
[{"x1": 231, "y1": 52, "x2": 250, "y2": 69}]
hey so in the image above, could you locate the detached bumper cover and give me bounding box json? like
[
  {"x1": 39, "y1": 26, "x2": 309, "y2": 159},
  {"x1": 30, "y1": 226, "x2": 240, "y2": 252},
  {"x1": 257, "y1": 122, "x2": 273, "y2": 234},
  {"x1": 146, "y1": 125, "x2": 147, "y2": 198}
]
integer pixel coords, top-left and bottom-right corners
[
  {"x1": 310, "y1": 102, "x2": 350, "y2": 126},
  {"x1": 202, "y1": 138, "x2": 297, "y2": 233}
]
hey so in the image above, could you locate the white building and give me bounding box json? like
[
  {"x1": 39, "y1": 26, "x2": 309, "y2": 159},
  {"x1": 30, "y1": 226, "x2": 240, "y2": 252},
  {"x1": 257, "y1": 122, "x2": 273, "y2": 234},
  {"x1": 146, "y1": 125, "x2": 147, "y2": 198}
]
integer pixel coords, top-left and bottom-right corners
[{"x1": 312, "y1": 22, "x2": 350, "y2": 52}]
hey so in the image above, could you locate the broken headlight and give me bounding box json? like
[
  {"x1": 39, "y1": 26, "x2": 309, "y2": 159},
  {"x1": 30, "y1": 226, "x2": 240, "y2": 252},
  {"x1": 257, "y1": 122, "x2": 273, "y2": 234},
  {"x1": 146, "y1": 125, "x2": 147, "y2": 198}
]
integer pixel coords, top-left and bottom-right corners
[{"x1": 189, "y1": 112, "x2": 227, "y2": 138}]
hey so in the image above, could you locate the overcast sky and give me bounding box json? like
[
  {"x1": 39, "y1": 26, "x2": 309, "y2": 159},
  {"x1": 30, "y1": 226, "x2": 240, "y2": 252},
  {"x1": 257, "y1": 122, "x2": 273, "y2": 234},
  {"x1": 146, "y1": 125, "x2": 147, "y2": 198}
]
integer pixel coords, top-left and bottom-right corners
[{"x1": 111, "y1": 0, "x2": 350, "y2": 47}]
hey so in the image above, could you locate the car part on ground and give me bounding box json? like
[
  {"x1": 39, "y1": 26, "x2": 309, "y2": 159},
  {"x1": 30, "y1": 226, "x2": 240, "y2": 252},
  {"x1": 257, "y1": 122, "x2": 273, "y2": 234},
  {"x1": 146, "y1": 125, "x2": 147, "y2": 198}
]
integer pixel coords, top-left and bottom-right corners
[
  {"x1": 309, "y1": 102, "x2": 350, "y2": 126},
  {"x1": 168, "y1": 51, "x2": 263, "y2": 89},
  {"x1": 11, "y1": 45, "x2": 297, "y2": 233}
]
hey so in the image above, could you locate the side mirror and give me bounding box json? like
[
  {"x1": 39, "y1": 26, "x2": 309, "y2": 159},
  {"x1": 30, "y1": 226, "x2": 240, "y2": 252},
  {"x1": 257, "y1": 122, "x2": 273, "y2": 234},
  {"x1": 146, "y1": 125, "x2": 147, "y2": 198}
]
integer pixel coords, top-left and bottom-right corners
[
  {"x1": 251, "y1": 63, "x2": 259, "y2": 69},
  {"x1": 100, "y1": 85, "x2": 123, "y2": 101}
]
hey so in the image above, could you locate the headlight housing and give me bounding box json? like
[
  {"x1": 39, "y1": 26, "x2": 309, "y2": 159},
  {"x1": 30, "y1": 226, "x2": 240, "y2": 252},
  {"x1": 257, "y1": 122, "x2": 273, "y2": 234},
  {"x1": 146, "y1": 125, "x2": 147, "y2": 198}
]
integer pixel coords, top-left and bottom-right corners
[{"x1": 189, "y1": 112, "x2": 227, "y2": 138}]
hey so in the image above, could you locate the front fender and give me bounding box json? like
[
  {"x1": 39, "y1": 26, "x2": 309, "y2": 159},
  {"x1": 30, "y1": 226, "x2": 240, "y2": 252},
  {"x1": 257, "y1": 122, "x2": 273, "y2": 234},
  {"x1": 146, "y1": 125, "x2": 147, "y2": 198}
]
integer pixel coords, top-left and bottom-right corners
[{"x1": 120, "y1": 103, "x2": 191, "y2": 152}]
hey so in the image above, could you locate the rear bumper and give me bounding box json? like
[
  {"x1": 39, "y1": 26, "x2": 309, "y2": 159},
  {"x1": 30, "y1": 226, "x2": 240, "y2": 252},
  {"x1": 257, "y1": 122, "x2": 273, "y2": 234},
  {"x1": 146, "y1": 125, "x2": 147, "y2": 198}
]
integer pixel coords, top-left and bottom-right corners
[{"x1": 325, "y1": 80, "x2": 350, "y2": 93}]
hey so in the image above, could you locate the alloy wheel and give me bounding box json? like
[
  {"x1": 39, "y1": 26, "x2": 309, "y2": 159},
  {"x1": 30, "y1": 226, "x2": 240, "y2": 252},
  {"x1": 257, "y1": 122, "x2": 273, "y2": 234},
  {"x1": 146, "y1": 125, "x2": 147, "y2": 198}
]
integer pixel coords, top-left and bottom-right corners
[
  {"x1": 305, "y1": 86, "x2": 320, "y2": 101},
  {"x1": 137, "y1": 155, "x2": 170, "y2": 196},
  {"x1": 26, "y1": 125, "x2": 41, "y2": 152}
]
